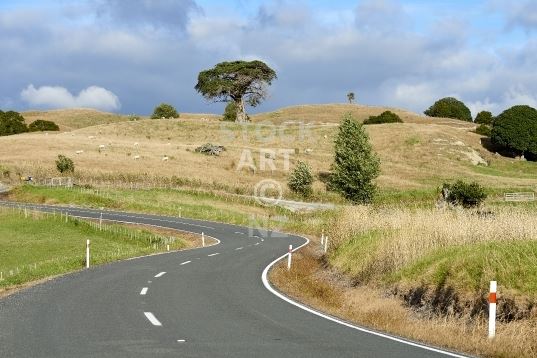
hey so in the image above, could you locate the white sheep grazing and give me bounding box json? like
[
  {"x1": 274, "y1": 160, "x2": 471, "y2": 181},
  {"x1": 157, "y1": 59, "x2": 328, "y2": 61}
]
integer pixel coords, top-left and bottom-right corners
[
  {"x1": 133, "y1": 155, "x2": 141, "y2": 160},
  {"x1": 133, "y1": 142, "x2": 139, "y2": 147},
  {"x1": 88, "y1": 136, "x2": 95, "y2": 139},
  {"x1": 162, "y1": 156, "x2": 169, "y2": 161},
  {"x1": 99, "y1": 144, "x2": 106, "y2": 150},
  {"x1": 76, "y1": 150, "x2": 84, "y2": 155},
  {"x1": 304, "y1": 148, "x2": 313, "y2": 154}
]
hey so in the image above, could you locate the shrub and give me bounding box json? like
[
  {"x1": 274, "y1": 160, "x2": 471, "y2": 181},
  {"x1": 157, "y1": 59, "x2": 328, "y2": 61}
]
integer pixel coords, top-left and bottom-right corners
[
  {"x1": 28, "y1": 119, "x2": 60, "y2": 132},
  {"x1": 56, "y1": 155, "x2": 75, "y2": 174},
  {"x1": 151, "y1": 103, "x2": 179, "y2": 119},
  {"x1": 329, "y1": 113, "x2": 380, "y2": 204},
  {"x1": 424, "y1": 97, "x2": 472, "y2": 122},
  {"x1": 0, "y1": 110, "x2": 28, "y2": 136},
  {"x1": 441, "y1": 180, "x2": 487, "y2": 208},
  {"x1": 475, "y1": 124, "x2": 491, "y2": 137},
  {"x1": 288, "y1": 161, "x2": 314, "y2": 197},
  {"x1": 363, "y1": 111, "x2": 403, "y2": 125},
  {"x1": 475, "y1": 110, "x2": 493, "y2": 125},
  {"x1": 491, "y1": 105, "x2": 537, "y2": 157},
  {"x1": 223, "y1": 101, "x2": 237, "y2": 122}
]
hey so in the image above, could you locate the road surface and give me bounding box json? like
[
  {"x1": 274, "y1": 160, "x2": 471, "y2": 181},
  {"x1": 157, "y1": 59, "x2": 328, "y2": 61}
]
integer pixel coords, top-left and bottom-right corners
[{"x1": 0, "y1": 202, "x2": 468, "y2": 357}]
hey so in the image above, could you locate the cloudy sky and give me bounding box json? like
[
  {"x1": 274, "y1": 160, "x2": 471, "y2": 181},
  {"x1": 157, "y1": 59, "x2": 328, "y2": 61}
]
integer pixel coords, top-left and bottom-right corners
[{"x1": 1, "y1": 0, "x2": 536, "y2": 116}]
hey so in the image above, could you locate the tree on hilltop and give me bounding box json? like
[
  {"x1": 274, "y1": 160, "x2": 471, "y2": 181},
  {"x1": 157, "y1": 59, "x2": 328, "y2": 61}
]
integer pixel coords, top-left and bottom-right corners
[{"x1": 195, "y1": 60, "x2": 277, "y2": 122}]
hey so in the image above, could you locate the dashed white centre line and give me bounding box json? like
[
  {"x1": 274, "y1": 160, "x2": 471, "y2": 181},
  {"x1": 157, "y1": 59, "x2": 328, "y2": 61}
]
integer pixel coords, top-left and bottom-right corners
[
  {"x1": 235, "y1": 247, "x2": 243, "y2": 251},
  {"x1": 235, "y1": 232, "x2": 244, "y2": 235},
  {"x1": 177, "y1": 339, "x2": 186, "y2": 343},
  {"x1": 144, "y1": 312, "x2": 162, "y2": 326},
  {"x1": 208, "y1": 253, "x2": 220, "y2": 257},
  {"x1": 154, "y1": 272, "x2": 166, "y2": 278},
  {"x1": 180, "y1": 260, "x2": 191, "y2": 265},
  {"x1": 254, "y1": 243, "x2": 260, "y2": 246},
  {"x1": 140, "y1": 287, "x2": 148, "y2": 295}
]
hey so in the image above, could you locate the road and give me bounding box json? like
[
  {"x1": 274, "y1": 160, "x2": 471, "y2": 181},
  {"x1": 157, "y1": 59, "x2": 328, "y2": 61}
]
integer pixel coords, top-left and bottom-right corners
[{"x1": 0, "y1": 202, "x2": 468, "y2": 357}]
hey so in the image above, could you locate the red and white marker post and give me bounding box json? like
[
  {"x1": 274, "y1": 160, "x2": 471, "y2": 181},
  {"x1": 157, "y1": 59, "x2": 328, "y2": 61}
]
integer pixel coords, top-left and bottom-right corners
[
  {"x1": 287, "y1": 245, "x2": 293, "y2": 270},
  {"x1": 488, "y1": 281, "x2": 497, "y2": 339}
]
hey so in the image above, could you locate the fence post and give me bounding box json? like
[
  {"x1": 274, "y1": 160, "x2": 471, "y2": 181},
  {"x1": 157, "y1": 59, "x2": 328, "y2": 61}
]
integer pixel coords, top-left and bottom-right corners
[
  {"x1": 287, "y1": 245, "x2": 293, "y2": 270},
  {"x1": 86, "y1": 240, "x2": 90, "y2": 269},
  {"x1": 324, "y1": 236, "x2": 328, "y2": 253},
  {"x1": 489, "y1": 281, "x2": 497, "y2": 339}
]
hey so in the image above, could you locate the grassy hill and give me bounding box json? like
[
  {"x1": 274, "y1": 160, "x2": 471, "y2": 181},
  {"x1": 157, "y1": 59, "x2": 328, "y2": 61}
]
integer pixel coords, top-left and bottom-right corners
[{"x1": 2, "y1": 104, "x2": 534, "y2": 199}]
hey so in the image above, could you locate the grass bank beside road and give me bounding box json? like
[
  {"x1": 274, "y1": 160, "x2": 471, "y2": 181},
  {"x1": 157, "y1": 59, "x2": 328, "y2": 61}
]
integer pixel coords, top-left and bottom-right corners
[{"x1": 0, "y1": 206, "x2": 192, "y2": 294}]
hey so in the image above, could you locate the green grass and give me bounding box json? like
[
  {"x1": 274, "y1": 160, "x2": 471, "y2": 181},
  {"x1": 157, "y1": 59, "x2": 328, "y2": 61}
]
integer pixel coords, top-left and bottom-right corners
[
  {"x1": 7, "y1": 185, "x2": 338, "y2": 236},
  {"x1": 472, "y1": 159, "x2": 537, "y2": 179},
  {"x1": 0, "y1": 208, "x2": 186, "y2": 289},
  {"x1": 373, "y1": 188, "x2": 438, "y2": 207},
  {"x1": 391, "y1": 241, "x2": 537, "y2": 296}
]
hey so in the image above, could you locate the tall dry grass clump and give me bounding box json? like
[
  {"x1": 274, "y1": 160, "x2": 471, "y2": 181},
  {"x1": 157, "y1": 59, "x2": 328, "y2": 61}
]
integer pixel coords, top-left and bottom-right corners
[{"x1": 329, "y1": 206, "x2": 537, "y2": 282}]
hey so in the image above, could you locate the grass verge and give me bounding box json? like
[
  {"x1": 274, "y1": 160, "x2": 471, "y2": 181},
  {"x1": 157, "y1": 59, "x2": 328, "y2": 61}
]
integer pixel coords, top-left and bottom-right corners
[{"x1": 0, "y1": 206, "x2": 194, "y2": 295}]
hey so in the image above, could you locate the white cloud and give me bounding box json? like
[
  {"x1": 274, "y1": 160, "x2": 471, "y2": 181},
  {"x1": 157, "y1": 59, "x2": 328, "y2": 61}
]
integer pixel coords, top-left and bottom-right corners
[
  {"x1": 20, "y1": 85, "x2": 121, "y2": 111},
  {"x1": 468, "y1": 87, "x2": 537, "y2": 116}
]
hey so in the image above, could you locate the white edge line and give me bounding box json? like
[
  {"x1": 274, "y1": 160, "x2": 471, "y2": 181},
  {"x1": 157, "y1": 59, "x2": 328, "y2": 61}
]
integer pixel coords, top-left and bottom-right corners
[
  {"x1": 180, "y1": 261, "x2": 191, "y2": 265},
  {"x1": 154, "y1": 271, "x2": 166, "y2": 278},
  {"x1": 208, "y1": 253, "x2": 219, "y2": 257},
  {"x1": 140, "y1": 287, "x2": 148, "y2": 295},
  {"x1": 235, "y1": 247, "x2": 243, "y2": 250},
  {"x1": 261, "y1": 237, "x2": 470, "y2": 358},
  {"x1": 144, "y1": 312, "x2": 162, "y2": 326}
]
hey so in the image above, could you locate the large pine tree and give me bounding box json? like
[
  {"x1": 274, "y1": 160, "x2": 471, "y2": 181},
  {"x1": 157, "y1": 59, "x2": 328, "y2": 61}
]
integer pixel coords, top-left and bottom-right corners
[{"x1": 329, "y1": 113, "x2": 380, "y2": 204}]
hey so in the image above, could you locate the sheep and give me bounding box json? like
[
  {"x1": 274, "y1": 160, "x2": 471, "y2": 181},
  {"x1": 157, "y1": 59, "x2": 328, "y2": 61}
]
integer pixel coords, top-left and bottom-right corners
[
  {"x1": 162, "y1": 156, "x2": 169, "y2": 162},
  {"x1": 133, "y1": 142, "x2": 139, "y2": 147},
  {"x1": 133, "y1": 155, "x2": 141, "y2": 160},
  {"x1": 304, "y1": 148, "x2": 313, "y2": 154},
  {"x1": 76, "y1": 150, "x2": 84, "y2": 155},
  {"x1": 99, "y1": 144, "x2": 106, "y2": 150},
  {"x1": 88, "y1": 136, "x2": 95, "y2": 139}
]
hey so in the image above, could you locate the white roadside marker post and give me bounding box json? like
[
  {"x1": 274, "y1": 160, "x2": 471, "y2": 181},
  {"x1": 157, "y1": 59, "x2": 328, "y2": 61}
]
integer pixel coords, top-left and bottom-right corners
[
  {"x1": 167, "y1": 244, "x2": 170, "y2": 251},
  {"x1": 287, "y1": 245, "x2": 293, "y2": 270},
  {"x1": 86, "y1": 240, "x2": 91, "y2": 269},
  {"x1": 99, "y1": 212, "x2": 103, "y2": 231},
  {"x1": 321, "y1": 230, "x2": 324, "y2": 246},
  {"x1": 324, "y1": 236, "x2": 328, "y2": 253},
  {"x1": 202, "y1": 232, "x2": 205, "y2": 247},
  {"x1": 489, "y1": 281, "x2": 497, "y2": 339}
]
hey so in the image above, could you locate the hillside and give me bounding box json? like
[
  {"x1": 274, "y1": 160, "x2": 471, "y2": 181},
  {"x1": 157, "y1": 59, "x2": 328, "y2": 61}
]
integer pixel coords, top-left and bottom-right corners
[{"x1": 2, "y1": 104, "x2": 534, "y2": 198}]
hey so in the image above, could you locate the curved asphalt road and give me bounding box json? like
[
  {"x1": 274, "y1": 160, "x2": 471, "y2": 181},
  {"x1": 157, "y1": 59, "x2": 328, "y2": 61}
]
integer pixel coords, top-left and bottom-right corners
[{"x1": 0, "y1": 202, "x2": 468, "y2": 358}]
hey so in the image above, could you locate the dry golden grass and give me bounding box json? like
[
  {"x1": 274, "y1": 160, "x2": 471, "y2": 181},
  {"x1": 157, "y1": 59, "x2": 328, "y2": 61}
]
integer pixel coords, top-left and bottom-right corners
[
  {"x1": 271, "y1": 247, "x2": 537, "y2": 358},
  {"x1": 1, "y1": 104, "x2": 535, "y2": 195},
  {"x1": 329, "y1": 206, "x2": 537, "y2": 277}
]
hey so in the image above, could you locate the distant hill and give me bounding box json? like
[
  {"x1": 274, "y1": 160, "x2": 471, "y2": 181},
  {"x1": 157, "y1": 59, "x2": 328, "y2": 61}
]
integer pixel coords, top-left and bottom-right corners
[{"x1": 1, "y1": 104, "x2": 533, "y2": 196}]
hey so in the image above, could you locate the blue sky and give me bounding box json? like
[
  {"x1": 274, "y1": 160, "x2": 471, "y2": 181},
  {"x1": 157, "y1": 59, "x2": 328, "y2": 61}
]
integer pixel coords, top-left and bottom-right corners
[{"x1": 1, "y1": 0, "x2": 536, "y2": 116}]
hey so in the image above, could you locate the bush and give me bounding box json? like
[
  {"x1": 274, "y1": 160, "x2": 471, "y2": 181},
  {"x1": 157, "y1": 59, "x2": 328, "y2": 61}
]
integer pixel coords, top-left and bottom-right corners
[
  {"x1": 491, "y1": 105, "x2": 537, "y2": 157},
  {"x1": 28, "y1": 119, "x2": 60, "y2": 132},
  {"x1": 151, "y1": 103, "x2": 179, "y2": 119},
  {"x1": 223, "y1": 102, "x2": 237, "y2": 122},
  {"x1": 475, "y1": 124, "x2": 491, "y2": 137},
  {"x1": 475, "y1": 110, "x2": 493, "y2": 125},
  {"x1": 424, "y1": 97, "x2": 472, "y2": 122},
  {"x1": 0, "y1": 110, "x2": 28, "y2": 136},
  {"x1": 329, "y1": 113, "x2": 380, "y2": 204},
  {"x1": 441, "y1": 180, "x2": 487, "y2": 208},
  {"x1": 363, "y1": 111, "x2": 403, "y2": 125},
  {"x1": 288, "y1": 161, "x2": 314, "y2": 197},
  {"x1": 56, "y1": 155, "x2": 75, "y2": 174}
]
